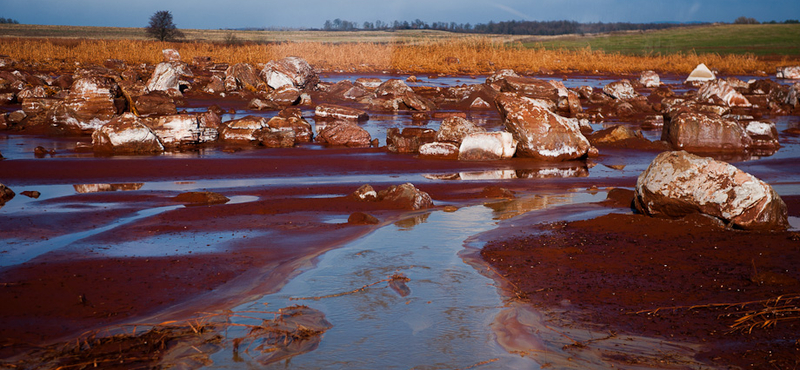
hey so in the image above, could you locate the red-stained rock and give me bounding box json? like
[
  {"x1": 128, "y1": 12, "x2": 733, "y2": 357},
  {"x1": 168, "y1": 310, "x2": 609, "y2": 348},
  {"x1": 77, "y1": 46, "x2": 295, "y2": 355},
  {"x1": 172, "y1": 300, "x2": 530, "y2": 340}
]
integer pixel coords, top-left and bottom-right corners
[
  {"x1": 315, "y1": 104, "x2": 368, "y2": 121},
  {"x1": 378, "y1": 183, "x2": 434, "y2": 210},
  {"x1": 639, "y1": 70, "x2": 661, "y2": 88},
  {"x1": 92, "y1": 113, "x2": 164, "y2": 154},
  {"x1": 744, "y1": 121, "x2": 780, "y2": 151},
  {"x1": 348, "y1": 212, "x2": 380, "y2": 225},
  {"x1": 662, "y1": 112, "x2": 751, "y2": 153},
  {"x1": 162, "y1": 49, "x2": 181, "y2": 62},
  {"x1": 133, "y1": 90, "x2": 177, "y2": 117},
  {"x1": 697, "y1": 79, "x2": 751, "y2": 107},
  {"x1": 386, "y1": 127, "x2": 437, "y2": 154},
  {"x1": 146, "y1": 61, "x2": 192, "y2": 96},
  {"x1": 173, "y1": 191, "x2": 230, "y2": 206},
  {"x1": 634, "y1": 151, "x2": 788, "y2": 230},
  {"x1": 0, "y1": 183, "x2": 14, "y2": 207},
  {"x1": 776, "y1": 66, "x2": 800, "y2": 80},
  {"x1": 259, "y1": 130, "x2": 296, "y2": 148},
  {"x1": 315, "y1": 121, "x2": 371, "y2": 147},
  {"x1": 458, "y1": 132, "x2": 517, "y2": 161},
  {"x1": 418, "y1": 142, "x2": 459, "y2": 159},
  {"x1": 49, "y1": 76, "x2": 125, "y2": 134},
  {"x1": 603, "y1": 79, "x2": 639, "y2": 100},
  {"x1": 224, "y1": 63, "x2": 262, "y2": 92},
  {"x1": 266, "y1": 113, "x2": 313, "y2": 143},
  {"x1": 496, "y1": 93, "x2": 590, "y2": 161},
  {"x1": 219, "y1": 115, "x2": 268, "y2": 143},
  {"x1": 149, "y1": 113, "x2": 219, "y2": 146},
  {"x1": 435, "y1": 116, "x2": 486, "y2": 144},
  {"x1": 260, "y1": 57, "x2": 318, "y2": 90}
]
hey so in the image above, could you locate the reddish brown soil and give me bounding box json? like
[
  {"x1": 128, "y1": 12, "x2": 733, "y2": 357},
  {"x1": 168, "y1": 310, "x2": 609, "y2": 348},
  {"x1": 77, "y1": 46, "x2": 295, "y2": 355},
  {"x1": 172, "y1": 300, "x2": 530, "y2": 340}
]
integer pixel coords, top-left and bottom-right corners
[{"x1": 481, "y1": 192, "x2": 800, "y2": 369}]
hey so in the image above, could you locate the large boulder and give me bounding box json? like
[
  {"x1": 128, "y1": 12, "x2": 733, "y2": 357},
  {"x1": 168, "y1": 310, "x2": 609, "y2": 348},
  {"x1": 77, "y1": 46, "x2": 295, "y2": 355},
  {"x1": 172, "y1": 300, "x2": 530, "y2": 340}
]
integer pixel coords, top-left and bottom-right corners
[
  {"x1": 260, "y1": 57, "x2": 318, "y2": 90},
  {"x1": 697, "y1": 79, "x2": 751, "y2": 107},
  {"x1": 458, "y1": 132, "x2": 517, "y2": 161},
  {"x1": 496, "y1": 93, "x2": 591, "y2": 161},
  {"x1": 92, "y1": 113, "x2": 164, "y2": 154},
  {"x1": 50, "y1": 76, "x2": 125, "y2": 133},
  {"x1": 146, "y1": 61, "x2": 193, "y2": 96},
  {"x1": 225, "y1": 63, "x2": 262, "y2": 92},
  {"x1": 386, "y1": 127, "x2": 436, "y2": 154},
  {"x1": 265, "y1": 109, "x2": 313, "y2": 143},
  {"x1": 149, "y1": 112, "x2": 219, "y2": 146},
  {"x1": 435, "y1": 116, "x2": 486, "y2": 144},
  {"x1": 315, "y1": 121, "x2": 371, "y2": 147},
  {"x1": 639, "y1": 71, "x2": 661, "y2": 88},
  {"x1": 776, "y1": 66, "x2": 800, "y2": 80},
  {"x1": 603, "y1": 79, "x2": 639, "y2": 100},
  {"x1": 0, "y1": 183, "x2": 15, "y2": 208},
  {"x1": 685, "y1": 63, "x2": 716, "y2": 83},
  {"x1": 662, "y1": 112, "x2": 751, "y2": 153},
  {"x1": 634, "y1": 151, "x2": 788, "y2": 230},
  {"x1": 219, "y1": 116, "x2": 268, "y2": 143},
  {"x1": 370, "y1": 79, "x2": 435, "y2": 111},
  {"x1": 133, "y1": 90, "x2": 177, "y2": 117}
]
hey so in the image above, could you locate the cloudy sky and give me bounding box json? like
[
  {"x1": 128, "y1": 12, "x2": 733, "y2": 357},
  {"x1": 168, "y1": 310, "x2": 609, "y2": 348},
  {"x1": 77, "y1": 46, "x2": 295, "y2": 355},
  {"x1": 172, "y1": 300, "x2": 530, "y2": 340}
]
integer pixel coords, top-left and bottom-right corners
[{"x1": 2, "y1": 0, "x2": 797, "y2": 29}]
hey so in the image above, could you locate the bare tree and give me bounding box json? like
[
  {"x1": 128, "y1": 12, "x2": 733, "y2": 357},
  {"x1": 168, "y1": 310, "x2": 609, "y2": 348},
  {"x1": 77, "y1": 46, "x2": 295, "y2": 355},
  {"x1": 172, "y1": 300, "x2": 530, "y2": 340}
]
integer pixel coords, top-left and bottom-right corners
[{"x1": 146, "y1": 10, "x2": 185, "y2": 41}]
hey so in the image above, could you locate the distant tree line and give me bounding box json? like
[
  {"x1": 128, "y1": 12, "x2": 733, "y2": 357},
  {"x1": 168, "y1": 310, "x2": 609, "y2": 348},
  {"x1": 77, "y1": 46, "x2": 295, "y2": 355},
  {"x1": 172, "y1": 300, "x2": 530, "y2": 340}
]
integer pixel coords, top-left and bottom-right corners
[
  {"x1": 735, "y1": 16, "x2": 799, "y2": 25},
  {"x1": 0, "y1": 17, "x2": 20, "y2": 24},
  {"x1": 322, "y1": 17, "x2": 800, "y2": 35}
]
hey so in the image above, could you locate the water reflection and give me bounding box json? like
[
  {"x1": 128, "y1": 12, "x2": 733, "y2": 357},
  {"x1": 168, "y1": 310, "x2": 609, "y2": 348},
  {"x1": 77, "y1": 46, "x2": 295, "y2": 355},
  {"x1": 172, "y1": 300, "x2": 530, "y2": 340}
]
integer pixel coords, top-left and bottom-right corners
[
  {"x1": 73, "y1": 183, "x2": 144, "y2": 193},
  {"x1": 484, "y1": 193, "x2": 580, "y2": 220},
  {"x1": 424, "y1": 163, "x2": 589, "y2": 181},
  {"x1": 393, "y1": 212, "x2": 431, "y2": 229}
]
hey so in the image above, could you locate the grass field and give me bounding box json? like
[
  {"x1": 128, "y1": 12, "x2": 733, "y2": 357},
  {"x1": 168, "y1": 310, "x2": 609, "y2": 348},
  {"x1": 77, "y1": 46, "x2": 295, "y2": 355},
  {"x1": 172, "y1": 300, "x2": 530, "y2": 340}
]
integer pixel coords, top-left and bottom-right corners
[
  {"x1": 0, "y1": 23, "x2": 796, "y2": 75},
  {"x1": 523, "y1": 24, "x2": 800, "y2": 57}
]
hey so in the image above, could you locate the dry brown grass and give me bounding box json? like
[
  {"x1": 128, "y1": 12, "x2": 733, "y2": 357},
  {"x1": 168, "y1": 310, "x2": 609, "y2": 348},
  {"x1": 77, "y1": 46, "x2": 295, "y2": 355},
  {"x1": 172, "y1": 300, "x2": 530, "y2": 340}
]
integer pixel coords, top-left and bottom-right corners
[{"x1": 0, "y1": 36, "x2": 782, "y2": 75}]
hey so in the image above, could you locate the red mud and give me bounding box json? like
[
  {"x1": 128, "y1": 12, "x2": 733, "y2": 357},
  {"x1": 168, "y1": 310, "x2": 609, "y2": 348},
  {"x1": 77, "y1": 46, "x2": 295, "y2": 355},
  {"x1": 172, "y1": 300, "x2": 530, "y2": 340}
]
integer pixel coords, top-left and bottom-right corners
[{"x1": 481, "y1": 191, "x2": 800, "y2": 369}]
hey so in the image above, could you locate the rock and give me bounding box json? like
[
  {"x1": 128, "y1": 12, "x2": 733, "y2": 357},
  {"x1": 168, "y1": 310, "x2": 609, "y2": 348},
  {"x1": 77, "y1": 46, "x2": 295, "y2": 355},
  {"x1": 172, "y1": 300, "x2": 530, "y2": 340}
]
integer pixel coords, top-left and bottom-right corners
[
  {"x1": 351, "y1": 184, "x2": 378, "y2": 201},
  {"x1": 149, "y1": 113, "x2": 219, "y2": 146},
  {"x1": 634, "y1": 151, "x2": 788, "y2": 230},
  {"x1": 786, "y1": 83, "x2": 800, "y2": 108},
  {"x1": 224, "y1": 63, "x2": 262, "y2": 92},
  {"x1": 493, "y1": 75, "x2": 559, "y2": 102},
  {"x1": 458, "y1": 132, "x2": 517, "y2": 161},
  {"x1": 17, "y1": 86, "x2": 47, "y2": 101},
  {"x1": 315, "y1": 121, "x2": 371, "y2": 147},
  {"x1": 264, "y1": 85, "x2": 302, "y2": 106},
  {"x1": 203, "y1": 75, "x2": 225, "y2": 95},
  {"x1": 0, "y1": 183, "x2": 15, "y2": 207},
  {"x1": 639, "y1": 71, "x2": 661, "y2": 88},
  {"x1": 370, "y1": 79, "x2": 434, "y2": 111},
  {"x1": 419, "y1": 142, "x2": 459, "y2": 158},
  {"x1": 379, "y1": 183, "x2": 434, "y2": 210},
  {"x1": 259, "y1": 130, "x2": 296, "y2": 148},
  {"x1": 745, "y1": 121, "x2": 780, "y2": 150},
  {"x1": 496, "y1": 93, "x2": 591, "y2": 161},
  {"x1": 73, "y1": 183, "x2": 144, "y2": 193},
  {"x1": 315, "y1": 104, "x2": 368, "y2": 121},
  {"x1": 260, "y1": 57, "x2": 318, "y2": 90},
  {"x1": 435, "y1": 116, "x2": 486, "y2": 144},
  {"x1": 685, "y1": 63, "x2": 716, "y2": 83},
  {"x1": 173, "y1": 191, "x2": 230, "y2": 206},
  {"x1": 348, "y1": 212, "x2": 380, "y2": 225},
  {"x1": 0, "y1": 92, "x2": 15, "y2": 105},
  {"x1": 697, "y1": 79, "x2": 751, "y2": 107},
  {"x1": 662, "y1": 112, "x2": 751, "y2": 153},
  {"x1": 588, "y1": 125, "x2": 643, "y2": 145},
  {"x1": 92, "y1": 113, "x2": 164, "y2": 154},
  {"x1": 355, "y1": 77, "x2": 382, "y2": 89},
  {"x1": 603, "y1": 80, "x2": 639, "y2": 100},
  {"x1": 266, "y1": 113, "x2": 313, "y2": 143},
  {"x1": 21, "y1": 190, "x2": 41, "y2": 199},
  {"x1": 162, "y1": 49, "x2": 181, "y2": 62},
  {"x1": 219, "y1": 115, "x2": 268, "y2": 142},
  {"x1": 386, "y1": 127, "x2": 437, "y2": 153},
  {"x1": 50, "y1": 76, "x2": 125, "y2": 134},
  {"x1": 146, "y1": 61, "x2": 193, "y2": 96},
  {"x1": 776, "y1": 66, "x2": 800, "y2": 80},
  {"x1": 375, "y1": 79, "x2": 414, "y2": 96},
  {"x1": 133, "y1": 90, "x2": 177, "y2": 117}
]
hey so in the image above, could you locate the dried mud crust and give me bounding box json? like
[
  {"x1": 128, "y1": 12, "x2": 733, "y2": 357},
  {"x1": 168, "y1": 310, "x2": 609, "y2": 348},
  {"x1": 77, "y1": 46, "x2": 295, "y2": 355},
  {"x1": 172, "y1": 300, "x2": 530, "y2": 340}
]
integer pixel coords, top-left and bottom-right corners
[{"x1": 481, "y1": 194, "x2": 800, "y2": 369}]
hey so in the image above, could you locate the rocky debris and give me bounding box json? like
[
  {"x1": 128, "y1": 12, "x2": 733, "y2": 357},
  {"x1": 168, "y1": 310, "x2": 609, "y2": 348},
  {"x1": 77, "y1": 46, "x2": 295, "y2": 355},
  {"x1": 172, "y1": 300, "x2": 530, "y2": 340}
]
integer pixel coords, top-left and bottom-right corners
[
  {"x1": 219, "y1": 116, "x2": 268, "y2": 143},
  {"x1": 315, "y1": 104, "x2": 368, "y2": 121},
  {"x1": 0, "y1": 183, "x2": 15, "y2": 208},
  {"x1": 260, "y1": 57, "x2": 318, "y2": 90},
  {"x1": 603, "y1": 80, "x2": 639, "y2": 100},
  {"x1": 662, "y1": 112, "x2": 752, "y2": 153},
  {"x1": 73, "y1": 183, "x2": 144, "y2": 193},
  {"x1": 264, "y1": 108, "x2": 313, "y2": 143},
  {"x1": 458, "y1": 132, "x2": 517, "y2": 161},
  {"x1": 786, "y1": 83, "x2": 800, "y2": 108},
  {"x1": 418, "y1": 142, "x2": 459, "y2": 158},
  {"x1": 634, "y1": 151, "x2": 788, "y2": 230},
  {"x1": 146, "y1": 60, "x2": 193, "y2": 96},
  {"x1": 202, "y1": 75, "x2": 226, "y2": 95},
  {"x1": 386, "y1": 127, "x2": 436, "y2": 153},
  {"x1": 776, "y1": 66, "x2": 800, "y2": 80},
  {"x1": 348, "y1": 212, "x2": 380, "y2": 225},
  {"x1": 149, "y1": 112, "x2": 220, "y2": 146},
  {"x1": 33, "y1": 146, "x2": 55, "y2": 157},
  {"x1": 639, "y1": 71, "x2": 661, "y2": 88},
  {"x1": 490, "y1": 73, "x2": 559, "y2": 103},
  {"x1": 588, "y1": 125, "x2": 643, "y2": 145},
  {"x1": 369, "y1": 79, "x2": 435, "y2": 111},
  {"x1": 173, "y1": 191, "x2": 230, "y2": 206},
  {"x1": 224, "y1": 63, "x2": 262, "y2": 92},
  {"x1": 351, "y1": 184, "x2": 378, "y2": 201},
  {"x1": 745, "y1": 121, "x2": 780, "y2": 151},
  {"x1": 259, "y1": 130, "x2": 296, "y2": 148},
  {"x1": 20, "y1": 190, "x2": 41, "y2": 199},
  {"x1": 378, "y1": 183, "x2": 434, "y2": 210},
  {"x1": 315, "y1": 121, "x2": 371, "y2": 147},
  {"x1": 92, "y1": 113, "x2": 164, "y2": 154},
  {"x1": 162, "y1": 49, "x2": 181, "y2": 62},
  {"x1": 697, "y1": 79, "x2": 751, "y2": 107},
  {"x1": 50, "y1": 76, "x2": 126, "y2": 134},
  {"x1": 496, "y1": 93, "x2": 591, "y2": 161},
  {"x1": 375, "y1": 79, "x2": 414, "y2": 97},
  {"x1": 435, "y1": 116, "x2": 486, "y2": 144},
  {"x1": 17, "y1": 86, "x2": 47, "y2": 101},
  {"x1": 133, "y1": 90, "x2": 177, "y2": 117},
  {"x1": 685, "y1": 63, "x2": 716, "y2": 83},
  {"x1": 264, "y1": 85, "x2": 302, "y2": 107},
  {"x1": 355, "y1": 77, "x2": 382, "y2": 89}
]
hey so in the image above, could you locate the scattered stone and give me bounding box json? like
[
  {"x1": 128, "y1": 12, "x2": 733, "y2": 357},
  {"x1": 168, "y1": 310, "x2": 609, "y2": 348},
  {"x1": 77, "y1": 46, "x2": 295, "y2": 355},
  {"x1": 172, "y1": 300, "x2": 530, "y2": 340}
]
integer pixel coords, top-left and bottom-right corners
[
  {"x1": 379, "y1": 183, "x2": 434, "y2": 210},
  {"x1": 133, "y1": 90, "x2": 177, "y2": 117},
  {"x1": 162, "y1": 49, "x2": 181, "y2": 62},
  {"x1": 219, "y1": 116, "x2": 268, "y2": 143},
  {"x1": 662, "y1": 112, "x2": 751, "y2": 153},
  {"x1": 776, "y1": 66, "x2": 800, "y2": 80},
  {"x1": 315, "y1": 121, "x2": 371, "y2": 147},
  {"x1": 685, "y1": 63, "x2": 716, "y2": 83},
  {"x1": 20, "y1": 190, "x2": 40, "y2": 199},
  {"x1": 73, "y1": 183, "x2": 144, "y2": 193},
  {"x1": 146, "y1": 61, "x2": 192, "y2": 96},
  {"x1": 419, "y1": 142, "x2": 459, "y2": 158},
  {"x1": 92, "y1": 113, "x2": 164, "y2": 154},
  {"x1": 603, "y1": 80, "x2": 639, "y2": 100},
  {"x1": 435, "y1": 116, "x2": 486, "y2": 144},
  {"x1": 150, "y1": 113, "x2": 219, "y2": 146},
  {"x1": 458, "y1": 132, "x2": 517, "y2": 161},
  {"x1": 33, "y1": 146, "x2": 54, "y2": 157},
  {"x1": 639, "y1": 71, "x2": 661, "y2": 88},
  {"x1": 351, "y1": 184, "x2": 378, "y2": 201},
  {"x1": 697, "y1": 79, "x2": 751, "y2": 107},
  {"x1": 260, "y1": 57, "x2": 318, "y2": 90},
  {"x1": 634, "y1": 150, "x2": 788, "y2": 230},
  {"x1": 386, "y1": 127, "x2": 436, "y2": 154},
  {"x1": 315, "y1": 104, "x2": 369, "y2": 121},
  {"x1": 51, "y1": 76, "x2": 125, "y2": 134},
  {"x1": 173, "y1": 191, "x2": 230, "y2": 206},
  {"x1": 745, "y1": 121, "x2": 780, "y2": 150},
  {"x1": 0, "y1": 183, "x2": 15, "y2": 207},
  {"x1": 224, "y1": 63, "x2": 261, "y2": 92}
]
